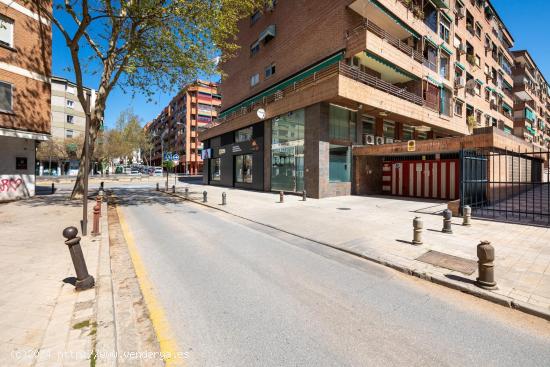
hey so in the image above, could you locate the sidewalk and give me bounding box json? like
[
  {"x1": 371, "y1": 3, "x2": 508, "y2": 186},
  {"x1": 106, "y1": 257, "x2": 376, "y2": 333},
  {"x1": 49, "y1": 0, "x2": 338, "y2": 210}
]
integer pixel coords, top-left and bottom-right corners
[
  {"x1": 171, "y1": 183, "x2": 550, "y2": 320},
  {"x1": 0, "y1": 190, "x2": 114, "y2": 366}
]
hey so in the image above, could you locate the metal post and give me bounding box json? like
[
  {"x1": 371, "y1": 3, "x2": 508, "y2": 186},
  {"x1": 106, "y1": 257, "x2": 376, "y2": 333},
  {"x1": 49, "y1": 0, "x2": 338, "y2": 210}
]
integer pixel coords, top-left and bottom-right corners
[
  {"x1": 156, "y1": 182, "x2": 159, "y2": 191},
  {"x1": 185, "y1": 187, "x2": 189, "y2": 198},
  {"x1": 51, "y1": 182, "x2": 55, "y2": 194},
  {"x1": 442, "y1": 209, "x2": 453, "y2": 234},
  {"x1": 100, "y1": 181, "x2": 104, "y2": 191},
  {"x1": 96, "y1": 196, "x2": 102, "y2": 216},
  {"x1": 222, "y1": 192, "x2": 226, "y2": 205},
  {"x1": 82, "y1": 92, "x2": 92, "y2": 236},
  {"x1": 92, "y1": 204, "x2": 100, "y2": 236},
  {"x1": 412, "y1": 216, "x2": 423, "y2": 245},
  {"x1": 279, "y1": 191, "x2": 284, "y2": 203},
  {"x1": 462, "y1": 205, "x2": 472, "y2": 226},
  {"x1": 203, "y1": 190, "x2": 207, "y2": 203},
  {"x1": 63, "y1": 227, "x2": 95, "y2": 290},
  {"x1": 172, "y1": 185, "x2": 175, "y2": 194},
  {"x1": 302, "y1": 190, "x2": 307, "y2": 201},
  {"x1": 475, "y1": 240, "x2": 497, "y2": 289}
]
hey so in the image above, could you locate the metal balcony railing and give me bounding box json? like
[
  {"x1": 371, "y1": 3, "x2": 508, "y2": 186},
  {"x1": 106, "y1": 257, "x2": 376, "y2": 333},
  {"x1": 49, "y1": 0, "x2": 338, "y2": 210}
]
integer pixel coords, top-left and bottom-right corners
[
  {"x1": 211, "y1": 61, "x2": 424, "y2": 127},
  {"x1": 347, "y1": 18, "x2": 425, "y2": 64}
]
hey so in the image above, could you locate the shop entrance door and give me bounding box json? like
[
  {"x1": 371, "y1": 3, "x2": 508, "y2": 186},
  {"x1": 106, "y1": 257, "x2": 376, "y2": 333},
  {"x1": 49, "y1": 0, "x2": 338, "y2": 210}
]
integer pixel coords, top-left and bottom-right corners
[{"x1": 271, "y1": 145, "x2": 304, "y2": 192}]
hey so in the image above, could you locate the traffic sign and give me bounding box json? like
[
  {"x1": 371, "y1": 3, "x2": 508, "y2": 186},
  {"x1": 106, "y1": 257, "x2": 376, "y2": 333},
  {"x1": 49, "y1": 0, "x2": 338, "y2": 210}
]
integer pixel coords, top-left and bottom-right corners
[
  {"x1": 164, "y1": 152, "x2": 172, "y2": 161},
  {"x1": 172, "y1": 154, "x2": 180, "y2": 161}
]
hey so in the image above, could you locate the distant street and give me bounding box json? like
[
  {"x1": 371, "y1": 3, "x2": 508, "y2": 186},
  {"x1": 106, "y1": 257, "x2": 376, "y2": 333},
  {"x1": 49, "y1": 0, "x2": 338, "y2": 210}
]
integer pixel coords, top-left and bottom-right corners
[{"x1": 116, "y1": 188, "x2": 550, "y2": 367}]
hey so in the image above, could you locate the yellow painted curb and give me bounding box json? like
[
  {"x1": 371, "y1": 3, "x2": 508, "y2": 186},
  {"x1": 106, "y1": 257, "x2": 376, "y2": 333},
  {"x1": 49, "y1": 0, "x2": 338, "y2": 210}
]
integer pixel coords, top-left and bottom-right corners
[{"x1": 116, "y1": 205, "x2": 185, "y2": 366}]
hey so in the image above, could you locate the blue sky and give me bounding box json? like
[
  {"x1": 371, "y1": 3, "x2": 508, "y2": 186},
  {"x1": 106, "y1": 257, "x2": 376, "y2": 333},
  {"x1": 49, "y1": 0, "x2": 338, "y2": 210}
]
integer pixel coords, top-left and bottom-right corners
[{"x1": 52, "y1": 1, "x2": 549, "y2": 128}]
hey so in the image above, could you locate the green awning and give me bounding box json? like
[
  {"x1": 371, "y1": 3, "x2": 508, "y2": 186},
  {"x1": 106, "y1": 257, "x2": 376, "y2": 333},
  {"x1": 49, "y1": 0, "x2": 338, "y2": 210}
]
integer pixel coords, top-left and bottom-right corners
[
  {"x1": 526, "y1": 126, "x2": 536, "y2": 135},
  {"x1": 454, "y1": 61, "x2": 465, "y2": 71},
  {"x1": 503, "y1": 79, "x2": 512, "y2": 90},
  {"x1": 525, "y1": 107, "x2": 536, "y2": 121},
  {"x1": 504, "y1": 126, "x2": 512, "y2": 134},
  {"x1": 456, "y1": 0, "x2": 465, "y2": 5},
  {"x1": 368, "y1": 0, "x2": 420, "y2": 39},
  {"x1": 502, "y1": 103, "x2": 512, "y2": 113},
  {"x1": 212, "y1": 93, "x2": 222, "y2": 98},
  {"x1": 475, "y1": 79, "x2": 484, "y2": 85},
  {"x1": 431, "y1": 0, "x2": 449, "y2": 9},
  {"x1": 424, "y1": 36, "x2": 438, "y2": 48},
  {"x1": 496, "y1": 90, "x2": 504, "y2": 98},
  {"x1": 220, "y1": 52, "x2": 343, "y2": 118},
  {"x1": 440, "y1": 43, "x2": 453, "y2": 55},
  {"x1": 486, "y1": 86, "x2": 495, "y2": 93},
  {"x1": 426, "y1": 75, "x2": 441, "y2": 87},
  {"x1": 365, "y1": 51, "x2": 419, "y2": 80},
  {"x1": 441, "y1": 12, "x2": 454, "y2": 23}
]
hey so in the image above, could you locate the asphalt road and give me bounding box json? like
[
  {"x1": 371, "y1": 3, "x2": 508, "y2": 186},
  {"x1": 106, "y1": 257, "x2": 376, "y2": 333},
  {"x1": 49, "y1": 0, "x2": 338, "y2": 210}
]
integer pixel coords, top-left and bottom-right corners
[{"x1": 116, "y1": 188, "x2": 550, "y2": 367}]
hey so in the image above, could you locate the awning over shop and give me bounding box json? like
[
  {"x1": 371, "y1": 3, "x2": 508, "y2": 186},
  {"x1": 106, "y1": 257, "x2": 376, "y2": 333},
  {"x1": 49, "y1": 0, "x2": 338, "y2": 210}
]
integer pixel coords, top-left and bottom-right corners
[
  {"x1": 368, "y1": 0, "x2": 420, "y2": 39},
  {"x1": 220, "y1": 52, "x2": 343, "y2": 118}
]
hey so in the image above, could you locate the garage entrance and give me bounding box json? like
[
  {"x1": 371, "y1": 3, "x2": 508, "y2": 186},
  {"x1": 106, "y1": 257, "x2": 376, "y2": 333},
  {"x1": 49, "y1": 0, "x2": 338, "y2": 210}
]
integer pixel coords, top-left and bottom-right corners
[{"x1": 382, "y1": 158, "x2": 459, "y2": 200}]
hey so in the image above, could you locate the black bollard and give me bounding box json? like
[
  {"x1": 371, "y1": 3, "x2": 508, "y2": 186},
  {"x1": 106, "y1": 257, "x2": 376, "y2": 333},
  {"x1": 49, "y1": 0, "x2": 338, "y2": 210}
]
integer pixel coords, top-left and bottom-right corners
[
  {"x1": 63, "y1": 227, "x2": 95, "y2": 291},
  {"x1": 302, "y1": 190, "x2": 307, "y2": 201},
  {"x1": 51, "y1": 183, "x2": 55, "y2": 194}
]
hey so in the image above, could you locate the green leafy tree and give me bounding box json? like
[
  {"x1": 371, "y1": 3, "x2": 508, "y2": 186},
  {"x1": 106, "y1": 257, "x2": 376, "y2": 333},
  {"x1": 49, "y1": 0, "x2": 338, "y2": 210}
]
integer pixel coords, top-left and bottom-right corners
[{"x1": 37, "y1": 0, "x2": 261, "y2": 198}]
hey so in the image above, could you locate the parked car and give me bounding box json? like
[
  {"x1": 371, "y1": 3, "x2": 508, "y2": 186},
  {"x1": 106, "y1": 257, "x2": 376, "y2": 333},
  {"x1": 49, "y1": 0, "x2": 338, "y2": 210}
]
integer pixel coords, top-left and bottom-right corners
[
  {"x1": 130, "y1": 168, "x2": 140, "y2": 175},
  {"x1": 154, "y1": 167, "x2": 163, "y2": 176}
]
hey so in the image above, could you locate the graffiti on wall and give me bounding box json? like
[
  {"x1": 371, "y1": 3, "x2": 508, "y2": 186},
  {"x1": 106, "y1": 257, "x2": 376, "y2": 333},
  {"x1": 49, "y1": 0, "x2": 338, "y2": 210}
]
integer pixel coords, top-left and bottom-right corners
[{"x1": 0, "y1": 178, "x2": 23, "y2": 192}]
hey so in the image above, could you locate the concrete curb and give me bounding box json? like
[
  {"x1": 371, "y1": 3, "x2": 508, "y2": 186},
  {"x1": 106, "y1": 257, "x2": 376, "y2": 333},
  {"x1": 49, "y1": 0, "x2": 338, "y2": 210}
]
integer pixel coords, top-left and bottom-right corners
[{"x1": 161, "y1": 188, "x2": 550, "y2": 322}]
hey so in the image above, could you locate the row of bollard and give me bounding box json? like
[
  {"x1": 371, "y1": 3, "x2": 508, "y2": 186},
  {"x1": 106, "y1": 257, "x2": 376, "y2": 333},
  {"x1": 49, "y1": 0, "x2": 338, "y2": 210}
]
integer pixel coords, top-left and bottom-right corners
[
  {"x1": 411, "y1": 205, "x2": 496, "y2": 289},
  {"x1": 279, "y1": 190, "x2": 307, "y2": 203}
]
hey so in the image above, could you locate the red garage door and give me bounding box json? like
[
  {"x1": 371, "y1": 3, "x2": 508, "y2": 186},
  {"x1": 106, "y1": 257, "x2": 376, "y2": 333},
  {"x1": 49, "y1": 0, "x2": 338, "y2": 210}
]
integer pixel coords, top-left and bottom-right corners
[{"x1": 382, "y1": 159, "x2": 459, "y2": 200}]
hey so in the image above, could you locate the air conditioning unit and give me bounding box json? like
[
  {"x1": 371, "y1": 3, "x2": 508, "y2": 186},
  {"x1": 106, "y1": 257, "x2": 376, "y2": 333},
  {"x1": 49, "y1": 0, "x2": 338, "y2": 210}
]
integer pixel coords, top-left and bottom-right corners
[
  {"x1": 375, "y1": 136, "x2": 385, "y2": 145},
  {"x1": 385, "y1": 137, "x2": 394, "y2": 144},
  {"x1": 455, "y1": 77, "x2": 466, "y2": 88},
  {"x1": 458, "y1": 44, "x2": 466, "y2": 54},
  {"x1": 457, "y1": 7, "x2": 466, "y2": 18},
  {"x1": 364, "y1": 134, "x2": 375, "y2": 145}
]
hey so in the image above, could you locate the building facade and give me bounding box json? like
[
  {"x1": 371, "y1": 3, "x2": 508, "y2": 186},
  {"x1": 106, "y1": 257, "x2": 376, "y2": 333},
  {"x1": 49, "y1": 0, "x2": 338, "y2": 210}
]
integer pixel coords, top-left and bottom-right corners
[
  {"x1": 511, "y1": 50, "x2": 550, "y2": 149},
  {"x1": 200, "y1": 0, "x2": 544, "y2": 198},
  {"x1": 0, "y1": 0, "x2": 52, "y2": 201},
  {"x1": 147, "y1": 81, "x2": 220, "y2": 174}
]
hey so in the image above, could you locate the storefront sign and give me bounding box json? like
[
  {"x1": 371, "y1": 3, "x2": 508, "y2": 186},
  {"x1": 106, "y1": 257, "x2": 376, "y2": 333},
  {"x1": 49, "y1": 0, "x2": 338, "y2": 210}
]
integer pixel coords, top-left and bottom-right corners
[
  {"x1": 407, "y1": 140, "x2": 416, "y2": 152},
  {"x1": 232, "y1": 145, "x2": 242, "y2": 153},
  {"x1": 218, "y1": 148, "x2": 226, "y2": 155}
]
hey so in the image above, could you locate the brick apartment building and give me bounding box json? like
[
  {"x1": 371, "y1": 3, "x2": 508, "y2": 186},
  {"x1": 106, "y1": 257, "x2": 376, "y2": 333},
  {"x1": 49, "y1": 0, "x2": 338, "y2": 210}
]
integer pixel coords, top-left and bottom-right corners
[
  {"x1": 511, "y1": 50, "x2": 550, "y2": 148},
  {"x1": 199, "y1": 0, "x2": 548, "y2": 200},
  {"x1": 36, "y1": 75, "x2": 97, "y2": 176},
  {"x1": 0, "y1": 0, "x2": 52, "y2": 201},
  {"x1": 147, "y1": 81, "x2": 220, "y2": 174}
]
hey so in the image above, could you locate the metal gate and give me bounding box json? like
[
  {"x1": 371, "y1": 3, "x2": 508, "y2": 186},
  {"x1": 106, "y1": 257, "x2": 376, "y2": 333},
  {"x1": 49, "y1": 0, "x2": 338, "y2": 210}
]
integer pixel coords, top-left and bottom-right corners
[
  {"x1": 382, "y1": 159, "x2": 459, "y2": 200},
  {"x1": 460, "y1": 148, "x2": 550, "y2": 226}
]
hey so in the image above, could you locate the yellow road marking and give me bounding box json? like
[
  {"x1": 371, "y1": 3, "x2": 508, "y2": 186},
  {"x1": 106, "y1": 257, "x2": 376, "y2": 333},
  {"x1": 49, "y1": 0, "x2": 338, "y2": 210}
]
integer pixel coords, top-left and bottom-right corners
[{"x1": 116, "y1": 204, "x2": 184, "y2": 366}]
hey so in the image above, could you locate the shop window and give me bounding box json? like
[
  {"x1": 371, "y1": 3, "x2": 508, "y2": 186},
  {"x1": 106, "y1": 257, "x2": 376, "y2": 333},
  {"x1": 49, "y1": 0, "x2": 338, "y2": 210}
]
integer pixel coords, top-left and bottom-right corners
[
  {"x1": 329, "y1": 104, "x2": 357, "y2": 142},
  {"x1": 210, "y1": 158, "x2": 221, "y2": 181},
  {"x1": 272, "y1": 109, "x2": 304, "y2": 145},
  {"x1": 235, "y1": 154, "x2": 253, "y2": 183},
  {"x1": 0, "y1": 81, "x2": 13, "y2": 112},
  {"x1": 235, "y1": 126, "x2": 253, "y2": 142},
  {"x1": 329, "y1": 145, "x2": 351, "y2": 182}
]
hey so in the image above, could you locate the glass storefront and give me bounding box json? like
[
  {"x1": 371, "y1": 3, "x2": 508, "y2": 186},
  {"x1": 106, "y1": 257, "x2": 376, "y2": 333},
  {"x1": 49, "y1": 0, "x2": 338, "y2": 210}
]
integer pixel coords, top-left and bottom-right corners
[
  {"x1": 210, "y1": 157, "x2": 221, "y2": 181},
  {"x1": 271, "y1": 109, "x2": 305, "y2": 192},
  {"x1": 235, "y1": 154, "x2": 253, "y2": 183},
  {"x1": 329, "y1": 145, "x2": 351, "y2": 182}
]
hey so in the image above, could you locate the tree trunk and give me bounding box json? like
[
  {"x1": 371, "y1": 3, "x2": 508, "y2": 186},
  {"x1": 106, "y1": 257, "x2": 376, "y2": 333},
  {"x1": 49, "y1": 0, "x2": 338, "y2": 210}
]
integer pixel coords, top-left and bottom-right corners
[{"x1": 69, "y1": 114, "x2": 100, "y2": 199}]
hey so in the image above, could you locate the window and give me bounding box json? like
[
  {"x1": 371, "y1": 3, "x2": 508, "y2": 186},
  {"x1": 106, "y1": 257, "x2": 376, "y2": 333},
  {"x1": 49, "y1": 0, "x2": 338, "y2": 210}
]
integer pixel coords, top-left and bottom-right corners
[
  {"x1": 423, "y1": 44, "x2": 438, "y2": 72},
  {"x1": 235, "y1": 154, "x2": 253, "y2": 183},
  {"x1": 210, "y1": 158, "x2": 221, "y2": 181},
  {"x1": 265, "y1": 63, "x2": 276, "y2": 78},
  {"x1": 455, "y1": 99, "x2": 464, "y2": 116},
  {"x1": 329, "y1": 145, "x2": 351, "y2": 182},
  {"x1": 250, "y1": 73, "x2": 260, "y2": 87},
  {"x1": 475, "y1": 22, "x2": 482, "y2": 38},
  {"x1": 439, "y1": 52, "x2": 450, "y2": 80},
  {"x1": 402, "y1": 124, "x2": 414, "y2": 141},
  {"x1": 0, "y1": 16, "x2": 14, "y2": 48},
  {"x1": 383, "y1": 120, "x2": 395, "y2": 138},
  {"x1": 66, "y1": 99, "x2": 74, "y2": 108},
  {"x1": 0, "y1": 81, "x2": 13, "y2": 112},
  {"x1": 439, "y1": 17, "x2": 451, "y2": 44},
  {"x1": 466, "y1": 11, "x2": 474, "y2": 34},
  {"x1": 66, "y1": 115, "x2": 74, "y2": 124},
  {"x1": 362, "y1": 115, "x2": 375, "y2": 135},
  {"x1": 423, "y1": 2, "x2": 438, "y2": 33},
  {"x1": 66, "y1": 129, "x2": 74, "y2": 138},
  {"x1": 250, "y1": 10, "x2": 261, "y2": 25},
  {"x1": 476, "y1": 110, "x2": 482, "y2": 125},
  {"x1": 329, "y1": 104, "x2": 357, "y2": 142},
  {"x1": 250, "y1": 41, "x2": 260, "y2": 57},
  {"x1": 485, "y1": 89, "x2": 490, "y2": 101},
  {"x1": 474, "y1": 82, "x2": 481, "y2": 96},
  {"x1": 440, "y1": 88, "x2": 451, "y2": 117},
  {"x1": 235, "y1": 126, "x2": 253, "y2": 142}
]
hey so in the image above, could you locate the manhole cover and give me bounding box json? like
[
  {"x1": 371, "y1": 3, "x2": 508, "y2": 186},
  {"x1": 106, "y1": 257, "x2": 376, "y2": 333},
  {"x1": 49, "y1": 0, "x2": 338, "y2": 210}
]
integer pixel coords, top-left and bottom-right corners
[
  {"x1": 187, "y1": 211, "x2": 197, "y2": 214},
  {"x1": 416, "y1": 250, "x2": 477, "y2": 275},
  {"x1": 337, "y1": 207, "x2": 351, "y2": 211}
]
